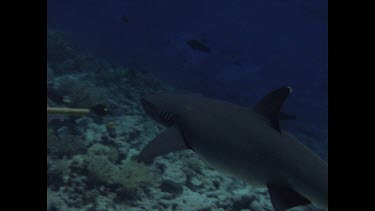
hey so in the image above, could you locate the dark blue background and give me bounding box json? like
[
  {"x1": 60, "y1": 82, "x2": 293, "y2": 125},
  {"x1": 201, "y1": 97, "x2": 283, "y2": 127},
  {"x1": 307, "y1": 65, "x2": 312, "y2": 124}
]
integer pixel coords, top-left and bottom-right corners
[{"x1": 47, "y1": 0, "x2": 328, "y2": 157}]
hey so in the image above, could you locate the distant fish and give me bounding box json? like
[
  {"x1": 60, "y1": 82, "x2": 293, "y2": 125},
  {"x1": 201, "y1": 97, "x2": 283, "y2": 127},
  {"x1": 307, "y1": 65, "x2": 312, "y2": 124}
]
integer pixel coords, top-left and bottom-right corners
[
  {"x1": 121, "y1": 15, "x2": 129, "y2": 23},
  {"x1": 232, "y1": 60, "x2": 242, "y2": 66},
  {"x1": 186, "y1": 40, "x2": 211, "y2": 53},
  {"x1": 91, "y1": 104, "x2": 109, "y2": 116}
]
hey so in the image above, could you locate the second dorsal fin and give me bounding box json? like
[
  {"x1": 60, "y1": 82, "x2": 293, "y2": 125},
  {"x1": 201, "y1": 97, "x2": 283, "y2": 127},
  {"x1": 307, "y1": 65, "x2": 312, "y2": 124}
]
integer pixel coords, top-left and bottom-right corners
[{"x1": 254, "y1": 86, "x2": 293, "y2": 132}]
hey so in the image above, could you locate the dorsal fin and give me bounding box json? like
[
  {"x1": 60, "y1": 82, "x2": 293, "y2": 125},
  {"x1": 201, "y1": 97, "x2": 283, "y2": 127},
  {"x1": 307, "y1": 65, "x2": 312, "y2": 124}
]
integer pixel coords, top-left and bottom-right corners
[{"x1": 254, "y1": 87, "x2": 292, "y2": 132}]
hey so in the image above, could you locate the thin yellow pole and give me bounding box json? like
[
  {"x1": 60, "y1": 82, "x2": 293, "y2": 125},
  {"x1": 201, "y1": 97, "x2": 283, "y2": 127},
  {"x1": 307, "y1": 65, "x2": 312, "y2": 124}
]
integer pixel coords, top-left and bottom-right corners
[{"x1": 47, "y1": 107, "x2": 91, "y2": 115}]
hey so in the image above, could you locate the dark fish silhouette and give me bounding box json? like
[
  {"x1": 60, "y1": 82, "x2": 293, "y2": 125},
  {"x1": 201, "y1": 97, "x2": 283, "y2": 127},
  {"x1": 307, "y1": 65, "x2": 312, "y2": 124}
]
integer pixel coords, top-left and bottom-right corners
[
  {"x1": 90, "y1": 104, "x2": 109, "y2": 116},
  {"x1": 121, "y1": 15, "x2": 129, "y2": 23},
  {"x1": 232, "y1": 60, "x2": 242, "y2": 66},
  {"x1": 186, "y1": 40, "x2": 211, "y2": 53},
  {"x1": 138, "y1": 87, "x2": 327, "y2": 211}
]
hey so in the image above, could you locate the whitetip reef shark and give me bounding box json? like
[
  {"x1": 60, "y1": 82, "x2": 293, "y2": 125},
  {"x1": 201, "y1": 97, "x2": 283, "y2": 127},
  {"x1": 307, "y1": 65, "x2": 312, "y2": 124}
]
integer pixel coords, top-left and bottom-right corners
[{"x1": 137, "y1": 87, "x2": 328, "y2": 211}]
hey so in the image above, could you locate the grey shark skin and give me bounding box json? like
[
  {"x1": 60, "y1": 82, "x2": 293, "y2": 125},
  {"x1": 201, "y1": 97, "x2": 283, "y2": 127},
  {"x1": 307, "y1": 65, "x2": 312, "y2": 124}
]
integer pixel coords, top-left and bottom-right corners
[{"x1": 138, "y1": 87, "x2": 328, "y2": 211}]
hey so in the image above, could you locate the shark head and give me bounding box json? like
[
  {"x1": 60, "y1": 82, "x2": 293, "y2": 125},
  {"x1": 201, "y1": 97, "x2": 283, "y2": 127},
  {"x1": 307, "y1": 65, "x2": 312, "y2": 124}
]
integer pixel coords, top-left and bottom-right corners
[{"x1": 140, "y1": 94, "x2": 180, "y2": 127}]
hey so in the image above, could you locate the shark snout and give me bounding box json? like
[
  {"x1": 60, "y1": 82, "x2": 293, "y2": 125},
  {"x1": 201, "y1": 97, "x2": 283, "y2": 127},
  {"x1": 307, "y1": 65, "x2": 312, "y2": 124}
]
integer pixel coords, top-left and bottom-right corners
[
  {"x1": 140, "y1": 98, "x2": 151, "y2": 111},
  {"x1": 140, "y1": 98, "x2": 148, "y2": 108},
  {"x1": 140, "y1": 97, "x2": 157, "y2": 117}
]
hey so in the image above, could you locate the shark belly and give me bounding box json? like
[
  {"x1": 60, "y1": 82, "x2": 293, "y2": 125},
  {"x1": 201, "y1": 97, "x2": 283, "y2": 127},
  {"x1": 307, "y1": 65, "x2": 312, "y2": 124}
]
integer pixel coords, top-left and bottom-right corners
[
  {"x1": 287, "y1": 155, "x2": 328, "y2": 209},
  {"x1": 180, "y1": 113, "x2": 277, "y2": 187},
  {"x1": 279, "y1": 133, "x2": 328, "y2": 209},
  {"x1": 194, "y1": 144, "x2": 269, "y2": 187}
]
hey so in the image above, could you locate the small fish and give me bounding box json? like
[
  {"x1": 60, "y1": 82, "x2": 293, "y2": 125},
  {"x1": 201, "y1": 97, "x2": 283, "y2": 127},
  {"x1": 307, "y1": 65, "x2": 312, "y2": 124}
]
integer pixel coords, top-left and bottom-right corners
[
  {"x1": 186, "y1": 40, "x2": 211, "y2": 53},
  {"x1": 91, "y1": 104, "x2": 109, "y2": 116},
  {"x1": 121, "y1": 15, "x2": 129, "y2": 23},
  {"x1": 232, "y1": 60, "x2": 242, "y2": 66}
]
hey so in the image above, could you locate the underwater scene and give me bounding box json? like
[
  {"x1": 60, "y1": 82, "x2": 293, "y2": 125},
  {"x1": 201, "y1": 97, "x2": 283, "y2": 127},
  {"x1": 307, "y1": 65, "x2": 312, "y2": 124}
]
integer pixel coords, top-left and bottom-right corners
[{"x1": 47, "y1": 0, "x2": 327, "y2": 210}]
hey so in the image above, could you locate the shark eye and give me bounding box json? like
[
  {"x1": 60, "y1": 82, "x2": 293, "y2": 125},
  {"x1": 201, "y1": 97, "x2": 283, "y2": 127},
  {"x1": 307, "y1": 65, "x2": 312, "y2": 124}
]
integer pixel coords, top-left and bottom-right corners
[{"x1": 159, "y1": 111, "x2": 176, "y2": 126}]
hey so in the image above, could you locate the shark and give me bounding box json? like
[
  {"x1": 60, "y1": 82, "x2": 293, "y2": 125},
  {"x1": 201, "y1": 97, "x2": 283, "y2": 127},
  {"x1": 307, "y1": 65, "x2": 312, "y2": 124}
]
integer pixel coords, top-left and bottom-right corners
[{"x1": 137, "y1": 87, "x2": 328, "y2": 211}]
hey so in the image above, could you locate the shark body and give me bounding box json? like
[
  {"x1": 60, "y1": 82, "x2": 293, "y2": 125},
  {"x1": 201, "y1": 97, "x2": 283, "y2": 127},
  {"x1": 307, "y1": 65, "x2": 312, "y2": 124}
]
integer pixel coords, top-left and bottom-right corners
[{"x1": 138, "y1": 87, "x2": 328, "y2": 211}]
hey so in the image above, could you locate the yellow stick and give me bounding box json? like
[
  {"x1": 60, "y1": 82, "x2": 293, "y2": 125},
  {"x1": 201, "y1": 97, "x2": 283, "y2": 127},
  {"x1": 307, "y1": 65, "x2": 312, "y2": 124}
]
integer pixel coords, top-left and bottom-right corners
[{"x1": 47, "y1": 107, "x2": 90, "y2": 115}]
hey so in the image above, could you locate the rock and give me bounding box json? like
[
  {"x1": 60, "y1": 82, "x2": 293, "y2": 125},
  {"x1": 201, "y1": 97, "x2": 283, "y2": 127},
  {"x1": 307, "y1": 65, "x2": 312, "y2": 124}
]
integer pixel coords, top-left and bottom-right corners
[
  {"x1": 47, "y1": 189, "x2": 69, "y2": 211},
  {"x1": 75, "y1": 117, "x2": 93, "y2": 128},
  {"x1": 190, "y1": 176, "x2": 203, "y2": 187},
  {"x1": 173, "y1": 188, "x2": 215, "y2": 211},
  {"x1": 188, "y1": 176, "x2": 204, "y2": 191},
  {"x1": 87, "y1": 143, "x2": 119, "y2": 163},
  {"x1": 160, "y1": 165, "x2": 187, "y2": 194},
  {"x1": 249, "y1": 197, "x2": 273, "y2": 211},
  {"x1": 56, "y1": 126, "x2": 70, "y2": 138},
  {"x1": 84, "y1": 123, "x2": 107, "y2": 143}
]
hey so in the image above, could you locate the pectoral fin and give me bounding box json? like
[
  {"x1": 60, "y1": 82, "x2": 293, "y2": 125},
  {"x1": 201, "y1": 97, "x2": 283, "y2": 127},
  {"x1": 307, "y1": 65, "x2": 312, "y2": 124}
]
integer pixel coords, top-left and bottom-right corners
[
  {"x1": 137, "y1": 125, "x2": 188, "y2": 164},
  {"x1": 267, "y1": 184, "x2": 311, "y2": 211}
]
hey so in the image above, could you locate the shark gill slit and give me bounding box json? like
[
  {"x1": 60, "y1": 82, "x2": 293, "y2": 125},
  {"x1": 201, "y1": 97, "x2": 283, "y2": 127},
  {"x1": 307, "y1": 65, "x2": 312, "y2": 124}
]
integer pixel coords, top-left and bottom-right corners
[
  {"x1": 158, "y1": 110, "x2": 192, "y2": 149},
  {"x1": 159, "y1": 111, "x2": 175, "y2": 126}
]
